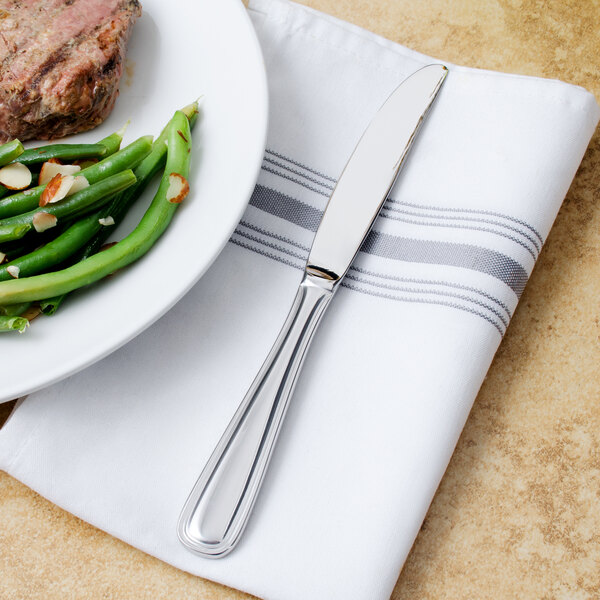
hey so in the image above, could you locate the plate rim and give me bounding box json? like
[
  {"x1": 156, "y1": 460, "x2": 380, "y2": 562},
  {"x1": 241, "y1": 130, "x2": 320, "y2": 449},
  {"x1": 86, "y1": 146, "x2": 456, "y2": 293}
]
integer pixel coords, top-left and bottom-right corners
[{"x1": 0, "y1": 0, "x2": 269, "y2": 403}]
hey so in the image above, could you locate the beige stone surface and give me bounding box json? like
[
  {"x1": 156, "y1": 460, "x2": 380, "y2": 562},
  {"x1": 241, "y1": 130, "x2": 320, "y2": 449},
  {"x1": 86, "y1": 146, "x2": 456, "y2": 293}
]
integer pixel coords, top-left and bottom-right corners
[{"x1": 1, "y1": 1, "x2": 599, "y2": 598}]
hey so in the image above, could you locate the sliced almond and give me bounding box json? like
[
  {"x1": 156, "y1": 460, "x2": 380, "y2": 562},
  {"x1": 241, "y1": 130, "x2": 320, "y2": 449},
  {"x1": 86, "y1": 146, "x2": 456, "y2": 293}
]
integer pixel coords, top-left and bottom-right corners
[
  {"x1": 32, "y1": 211, "x2": 58, "y2": 233},
  {"x1": 100, "y1": 242, "x2": 118, "y2": 252},
  {"x1": 6, "y1": 265, "x2": 20, "y2": 279},
  {"x1": 165, "y1": 173, "x2": 189, "y2": 204},
  {"x1": 0, "y1": 162, "x2": 32, "y2": 190},
  {"x1": 66, "y1": 175, "x2": 90, "y2": 196},
  {"x1": 98, "y1": 216, "x2": 115, "y2": 226},
  {"x1": 38, "y1": 161, "x2": 80, "y2": 186},
  {"x1": 21, "y1": 305, "x2": 41, "y2": 322},
  {"x1": 0, "y1": 252, "x2": 5, "y2": 264},
  {"x1": 40, "y1": 173, "x2": 75, "y2": 207}
]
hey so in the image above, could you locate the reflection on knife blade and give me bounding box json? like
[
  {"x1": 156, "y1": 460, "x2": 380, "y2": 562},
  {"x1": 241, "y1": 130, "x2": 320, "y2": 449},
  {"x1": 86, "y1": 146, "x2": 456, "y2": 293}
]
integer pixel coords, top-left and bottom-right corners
[{"x1": 307, "y1": 64, "x2": 448, "y2": 283}]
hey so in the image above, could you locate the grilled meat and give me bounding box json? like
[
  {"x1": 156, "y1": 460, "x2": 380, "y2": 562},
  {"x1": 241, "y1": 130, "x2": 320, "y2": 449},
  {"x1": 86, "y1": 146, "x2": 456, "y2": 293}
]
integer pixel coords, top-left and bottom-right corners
[{"x1": 0, "y1": 0, "x2": 141, "y2": 143}]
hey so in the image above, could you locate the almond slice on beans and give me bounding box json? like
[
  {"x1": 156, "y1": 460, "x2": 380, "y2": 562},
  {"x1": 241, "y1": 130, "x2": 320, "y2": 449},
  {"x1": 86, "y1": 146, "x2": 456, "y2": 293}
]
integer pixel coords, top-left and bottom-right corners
[
  {"x1": 98, "y1": 216, "x2": 115, "y2": 226},
  {"x1": 21, "y1": 305, "x2": 41, "y2": 322},
  {"x1": 66, "y1": 175, "x2": 90, "y2": 196},
  {"x1": 165, "y1": 173, "x2": 189, "y2": 204},
  {"x1": 32, "y1": 211, "x2": 58, "y2": 233},
  {"x1": 40, "y1": 174, "x2": 75, "y2": 207},
  {"x1": 0, "y1": 252, "x2": 5, "y2": 264},
  {"x1": 6, "y1": 265, "x2": 20, "y2": 279},
  {"x1": 0, "y1": 162, "x2": 32, "y2": 190},
  {"x1": 100, "y1": 242, "x2": 118, "y2": 252},
  {"x1": 38, "y1": 161, "x2": 80, "y2": 186}
]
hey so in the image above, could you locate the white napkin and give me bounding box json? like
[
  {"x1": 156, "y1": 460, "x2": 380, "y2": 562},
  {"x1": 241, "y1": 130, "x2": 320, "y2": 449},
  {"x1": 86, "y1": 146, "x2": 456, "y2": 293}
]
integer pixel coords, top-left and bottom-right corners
[{"x1": 1, "y1": 1, "x2": 598, "y2": 599}]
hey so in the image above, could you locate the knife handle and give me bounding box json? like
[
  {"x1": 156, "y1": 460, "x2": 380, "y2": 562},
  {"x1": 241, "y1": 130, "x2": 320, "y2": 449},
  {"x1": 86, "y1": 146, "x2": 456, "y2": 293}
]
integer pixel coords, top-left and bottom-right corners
[{"x1": 178, "y1": 272, "x2": 335, "y2": 557}]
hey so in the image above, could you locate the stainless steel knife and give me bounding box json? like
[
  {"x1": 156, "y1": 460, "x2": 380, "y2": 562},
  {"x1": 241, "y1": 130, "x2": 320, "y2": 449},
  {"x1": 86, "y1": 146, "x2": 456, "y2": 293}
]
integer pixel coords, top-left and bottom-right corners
[{"x1": 178, "y1": 64, "x2": 448, "y2": 558}]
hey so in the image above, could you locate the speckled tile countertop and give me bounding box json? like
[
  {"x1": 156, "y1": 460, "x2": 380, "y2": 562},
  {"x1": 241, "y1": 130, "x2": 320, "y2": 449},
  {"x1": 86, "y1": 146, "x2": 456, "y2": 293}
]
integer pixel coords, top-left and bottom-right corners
[{"x1": 1, "y1": 1, "x2": 599, "y2": 598}]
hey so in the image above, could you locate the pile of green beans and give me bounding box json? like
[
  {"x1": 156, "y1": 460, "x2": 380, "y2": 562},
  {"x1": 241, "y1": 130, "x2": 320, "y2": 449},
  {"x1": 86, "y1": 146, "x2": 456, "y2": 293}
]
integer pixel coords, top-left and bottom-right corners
[{"x1": 0, "y1": 102, "x2": 198, "y2": 333}]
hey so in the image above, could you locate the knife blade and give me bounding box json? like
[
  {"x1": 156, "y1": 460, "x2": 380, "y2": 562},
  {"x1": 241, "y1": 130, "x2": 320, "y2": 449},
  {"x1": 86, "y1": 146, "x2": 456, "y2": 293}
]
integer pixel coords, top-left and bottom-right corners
[
  {"x1": 307, "y1": 64, "x2": 448, "y2": 282},
  {"x1": 178, "y1": 64, "x2": 448, "y2": 558}
]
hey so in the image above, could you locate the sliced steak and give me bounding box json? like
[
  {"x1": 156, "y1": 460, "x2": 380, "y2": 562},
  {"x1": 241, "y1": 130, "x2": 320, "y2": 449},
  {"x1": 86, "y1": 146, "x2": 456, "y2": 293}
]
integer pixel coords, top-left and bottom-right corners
[{"x1": 0, "y1": 0, "x2": 141, "y2": 143}]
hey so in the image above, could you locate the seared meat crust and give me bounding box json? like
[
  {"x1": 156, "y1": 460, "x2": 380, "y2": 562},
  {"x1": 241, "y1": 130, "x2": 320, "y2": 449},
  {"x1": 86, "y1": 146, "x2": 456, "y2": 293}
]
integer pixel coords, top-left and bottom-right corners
[{"x1": 0, "y1": 0, "x2": 141, "y2": 143}]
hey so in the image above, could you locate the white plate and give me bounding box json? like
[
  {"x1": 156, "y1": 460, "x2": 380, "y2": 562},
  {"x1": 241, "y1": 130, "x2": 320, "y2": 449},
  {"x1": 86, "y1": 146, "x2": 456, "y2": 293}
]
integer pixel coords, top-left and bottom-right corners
[{"x1": 0, "y1": 0, "x2": 268, "y2": 403}]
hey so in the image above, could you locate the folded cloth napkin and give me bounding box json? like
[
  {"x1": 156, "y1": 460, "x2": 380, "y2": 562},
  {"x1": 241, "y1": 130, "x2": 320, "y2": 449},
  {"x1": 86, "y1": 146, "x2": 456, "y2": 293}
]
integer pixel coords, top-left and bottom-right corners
[{"x1": 1, "y1": 1, "x2": 598, "y2": 599}]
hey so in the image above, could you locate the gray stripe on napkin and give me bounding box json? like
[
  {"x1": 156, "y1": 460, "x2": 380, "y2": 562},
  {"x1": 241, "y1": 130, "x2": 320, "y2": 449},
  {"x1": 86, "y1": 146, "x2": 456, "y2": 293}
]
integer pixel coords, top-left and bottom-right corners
[
  {"x1": 387, "y1": 198, "x2": 545, "y2": 245},
  {"x1": 260, "y1": 151, "x2": 545, "y2": 247},
  {"x1": 261, "y1": 166, "x2": 331, "y2": 197},
  {"x1": 364, "y1": 231, "x2": 528, "y2": 297},
  {"x1": 379, "y1": 209, "x2": 538, "y2": 260},
  {"x1": 230, "y1": 235, "x2": 506, "y2": 336},
  {"x1": 249, "y1": 184, "x2": 529, "y2": 296},
  {"x1": 263, "y1": 157, "x2": 335, "y2": 191},
  {"x1": 265, "y1": 148, "x2": 338, "y2": 183},
  {"x1": 236, "y1": 221, "x2": 513, "y2": 319},
  {"x1": 260, "y1": 164, "x2": 539, "y2": 256},
  {"x1": 350, "y1": 265, "x2": 513, "y2": 319},
  {"x1": 381, "y1": 206, "x2": 541, "y2": 254},
  {"x1": 250, "y1": 184, "x2": 323, "y2": 230},
  {"x1": 232, "y1": 227, "x2": 508, "y2": 330},
  {"x1": 342, "y1": 278, "x2": 505, "y2": 336}
]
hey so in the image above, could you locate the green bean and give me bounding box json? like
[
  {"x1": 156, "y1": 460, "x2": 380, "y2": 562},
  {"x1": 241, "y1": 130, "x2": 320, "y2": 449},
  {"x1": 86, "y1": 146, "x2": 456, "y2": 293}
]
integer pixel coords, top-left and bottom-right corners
[
  {"x1": 0, "y1": 224, "x2": 66, "y2": 262},
  {"x1": 88, "y1": 104, "x2": 199, "y2": 255},
  {"x1": 0, "y1": 140, "x2": 25, "y2": 167},
  {"x1": 85, "y1": 102, "x2": 200, "y2": 257},
  {"x1": 1, "y1": 237, "x2": 34, "y2": 261},
  {"x1": 0, "y1": 111, "x2": 191, "y2": 305},
  {"x1": 98, "y1": 122, "x2": 129, "y2": 156},
  {"x1": 0, "y1": 208, "x2": 118, "y2": 282},
  {"x1": 0, "y1": 315, "x2": 28, "y2": 333},
  {"x1": 0, "y1": 123, "x2": 125, "y2": 205},
  {"x1": 41, "y1": 102, "x2": 200, "y2": 315},
  {"x1": 79, "y1": 136, "x2": 151, "y2": 184},
  {"x1": 16, "y1": 144, "x2": 108, "y2": 167},
  {"x1": 0, "y1": 136, "x2": 152, "y2": 219},
  {"x1": 88, "y1": 106, "x2": 198, "y2": 251},
  {"x1": 0, "y1": 224, "x2": 31, "y2": 244},
  {"x1": 39, "y1": 297, "x2": 62, "y2": 315},
  {"x1": 181, "y1": 100, "x2": 201, "y2": 126},
  {"x1": 0, "y1": 170, "x2": 136, "y2": 240},
  {"x1": 71, "y1": 159, "x2": 98, "y2": 169},
  {"x1": 0, "y1": 302, "x2": 31, "y2": 316},
  {"x1": 39, "y1": 147, "x2": 170, "y2": 313}
]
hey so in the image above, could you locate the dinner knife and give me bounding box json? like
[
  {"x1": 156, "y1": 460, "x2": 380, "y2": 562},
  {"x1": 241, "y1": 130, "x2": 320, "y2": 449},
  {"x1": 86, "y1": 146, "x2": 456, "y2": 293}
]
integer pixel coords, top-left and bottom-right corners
[{"x1": 178, "y1": 64, "x2": 448, "y2": 558}]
